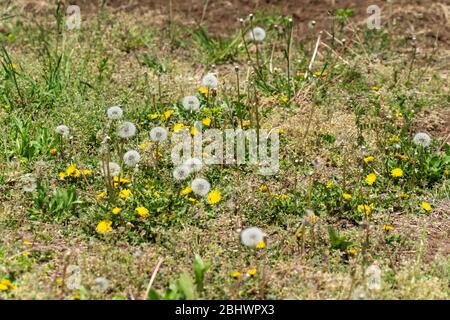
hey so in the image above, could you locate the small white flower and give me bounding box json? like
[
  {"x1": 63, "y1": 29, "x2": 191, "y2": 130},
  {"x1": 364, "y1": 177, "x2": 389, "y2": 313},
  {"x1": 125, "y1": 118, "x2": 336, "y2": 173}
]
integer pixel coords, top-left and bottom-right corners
[
  {"x1": 66, "y1": 265, "x2": 81, "y2": 290},
  {"x1": 365, "y1": 264, "x2": 382, "y2": 291},
  {"x1": 202, "y1": 73, "x2": 218, "y2": 89},
  {"x1": 55, "y1": 125, "x2": 70, "y2": 138},
  {"x1": 118, "y1": 121, "x2": 136, "y2": 139},
  {"x1": 182, "y1": 96, "x2": 200, "y2": 111},
  {"x1": 173, "y1": 165, "x2": 191, "y2": 181},
  {"x1": 94, "y1": 277, "x2": 110, "y2": 292},
  {"x1": 21, "y1": 175, "x2": 37, "y2": 193},
  {"x1": 413, "y1": 132, "x2": 431, "y2": 147},
  {"x1": 149, "y1": 126, "x2": 168, "y2": 142},
  {"x1": 123, "y1": 150, "x2": 141, "y2": 167},
  {"x1": 101, "y1": 162, "x2": 121, "y2": 177},
  {"x1": 248, "y1": 27, "x2": 266, "y2": 42},
  {"x1": 107, "y1": 105, "x2": 123, "y2": 120},
  {"x1": 184, "y1": 157, "x2": 202, "y2": 172},
  {"x1": 240, "y1": 227, "x2": 265, "y2": 248},
  {"x1": 191, "y1": 178, "x2": 211, "y2": 196}
]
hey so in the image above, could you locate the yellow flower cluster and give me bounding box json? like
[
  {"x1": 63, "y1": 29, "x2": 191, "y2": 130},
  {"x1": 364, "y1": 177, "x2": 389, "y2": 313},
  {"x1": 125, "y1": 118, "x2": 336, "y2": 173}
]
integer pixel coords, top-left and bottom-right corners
[
  {"x1": 0, "y1": 279, "x2": 16, "y2": 291},
  {"x1": 97, "y1": 220, "x2": 112, "y2": 234}
]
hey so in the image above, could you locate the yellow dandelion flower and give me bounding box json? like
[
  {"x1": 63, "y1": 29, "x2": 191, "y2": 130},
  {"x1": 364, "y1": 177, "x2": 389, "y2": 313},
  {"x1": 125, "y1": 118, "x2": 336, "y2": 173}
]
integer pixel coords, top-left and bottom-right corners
[
  {"x1": 230, "y1": 271, "x2": 241, "y2": 279},
  {"x1": 242, "y1": 120, "x2": 251, "y2": 128},
  {"x1": 181, "y1": 186, "x2": 193, "y2": 195},
  {"x1": 295, "y1": 231, "x2": 303, "y2": 239},
  {"x1": 259, "y1": 185, "x2": 268, "y2": 192},
  {"x1": 82, "y1": 169, "x2": 92, "y2": 176},
  {"x1": 161, "y1": 109, "x2": 174, "y2": 121},
  {"x1": 280, "y1": 97, "x2": 289, "y2": 103},
  {"x1": 0, "y1": 279, "x2": 16, "y2": 291},
  {"x1": 202, "y1": 118, "x2": 211, "y2": 126},
  {"x1": 371, "y1": 86, "x2": 380, "y2": 92},
  {"x1": 66, "y1": 164, "x2": 80, "y2": 178},
  {"x1": 58, "y1": 171, "x2": 67, "y2": 180},
  {"x1": 135, "y1": 206, "x2": 149, "y2": 218},
  {"x1": 363, "y1": 156, "x2": 374, "y2": 164},
  {"x1": 343, "y1": 193, "x2": 352, "y2": 201},
  {"x1": 382, "y1": 224, "x2": 394, "y2": 232},
  {"x1": 198, "y1": 87, "x2": 209, "y2": 95},
  {"x1": 113, "y1": 176, "x2": 130, "y2": 187},
  {"x1": 347, "y1": 248, "x2": 358, "y2": 256},
  {"x1": 139, "y1": 141, "x2": 150, "y2": 150},
  {"x1": 148, "y1": 113, "x2": 159, "y2": 120},
  {"x1": 50, "y1": 148, "x2": 58, "y2": 156},
  {"x1": 399, "y1": 193, "x2": 409, "y2": 199},
  {"x1": 421, "y1": 201, "x2": 432, "y2": 213},
  {"x1": 96, "y1": 191, "x2": 107, "y2": 201},
  {"x1": 190, "y1": 126, "x2": 198, "y2": 136},
  {"x1": 173, "y1": 123, "x2": 185, "y2": 133},
  {"x1": 365, "y1": 172, "x2": 377, "y2": 186},
  {"x1": 391, "y1": 168, "x2": 404, "y2": 178},
  {"x1": 277, "y1": 128, "x2": 285, "y2": 134},
  {"x1": 207, "y1": 189, "x2": 222, "y2": 205},
  {"x1": 118, "y1": 189, "x2": 132, "y2": 200},
  {"x1": 278, "y1": 194, "x2": 289, "y2": 200},
  {"x1": 394, "y1": 153, "x2": 408, "y2": 161},
  {"x1": 357, "y1": 204, "x2": 373, "y2": 215},
  {"x1": 112, "y1": 207, "x2": 122, "y2": 215},
  {"x1": 188, "y1": 197, "x2": 197, "y2": 203},
  {"x1": 388, "y1": 136, "x2": 399, "y2": 143},
  {"x1": 326, "y1": 182, "x2": 334, "y2": 189},
  {"x1": 255, "y1": 241, "x2": 266, "y2": 249},
  {"x1": 247, "y1": 269, "x2": 257, "y2": 276},
  {"x1": 23, "y1": 241, "x2": 32, "y2": 246},
  {"x1": 96, "y1": 220, "x2": 112, "y2": 235}
]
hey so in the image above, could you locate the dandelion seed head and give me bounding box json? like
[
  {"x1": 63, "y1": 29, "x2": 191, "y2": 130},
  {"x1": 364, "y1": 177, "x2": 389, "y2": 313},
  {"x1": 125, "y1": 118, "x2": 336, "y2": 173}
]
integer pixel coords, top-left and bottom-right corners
[
  {"x1": 118, "y1": 121, "x2": 136, "y2": 139},
  {"x1": 413, "y1": 132, "x2": 431, "y2": 147},
  {"x1": 173, "y1": 165, "x2": 191, "y2": 181},
  {"x1": 101, "y1": 162, "x2": 121, "y2": 177},
  {"x1": 182, "y1": 96, "x2": 200, "y2": 111},
  {"x1": 149, "y1": 126, "x2": 168, "y2": 142},
  {"x1": 94, "y1": 277, "x2": 110, "y2": 292},
  {"x1": 191, "y1": 178, "x2": 211, "y2": 196},
  {"x1": 107, "y1": 105, "x2": 123, "y2": 120},
  {"x1": 21, "y1": 175, "x2": 37, "y2": 193},
  {"x1": 184, "y1": 157, "x2": 202, "y2": 172},
  {"x1": 240, "y1": 227, "x2": 265, "y2": 248},
  {"x1": 248, "y1": 27, "x2": 266, "y2": 42},
  {"x1": 55, "y1": 125, "x2": 70, "y2": 138},
  {"x1": 123, "y1": 150, "x2": 141, "y2": 167},
  {"x1": 202, "y1": 73, "x2": 218, "y2": 89}
]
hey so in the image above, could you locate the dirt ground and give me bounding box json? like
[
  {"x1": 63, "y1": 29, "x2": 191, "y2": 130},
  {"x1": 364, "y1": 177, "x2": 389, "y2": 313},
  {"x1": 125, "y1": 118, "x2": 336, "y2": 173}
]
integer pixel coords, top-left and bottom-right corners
[{"x1": 17, "y1": 0, "x2": 450, "y2": 48}]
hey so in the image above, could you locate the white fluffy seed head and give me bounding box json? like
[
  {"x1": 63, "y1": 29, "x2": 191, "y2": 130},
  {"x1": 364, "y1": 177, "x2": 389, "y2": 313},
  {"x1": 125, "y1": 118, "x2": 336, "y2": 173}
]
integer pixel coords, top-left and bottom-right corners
[
  {"x1": 101, "y1": 161, "x2": 121, "y2": 177},
  {"x1": 118, "y1": 121, "x2": 137, "y2": 139},
  {"x1": 107, "y1": 105, "x2": 123, "y2": 120},
  {"x1": 149, "y1": 126, "x2": 168, "y2": 142},
  {"x1": 182, "y1": 96, "x2": 200, "y2": 111},
  {"x1": 173, "y1": 165, "x2": 191, "y2": 181},
  {"x1": 123, "y1": 150, "x2": 141, "y2": 167},
  {"x1": 191, "y1": 178, "x2": 211, "y2": 196},
  {"x1": 55, "y1": 125, "x2": 70, "y2": 138},
  {"x1": 21, "y1": 175, "x2": 37, "y2": 193},
  {"x1": 248, "y1": 27, "x2": 266, "y2": 42},
  {"x1": 240, "y1": 227, "x2": 265, "y2": 248},
  {"x1": 202, "y1": 73, "x2": 218, "y2": 89},
  {"x1": 413, "y1": 132, "x2": 431, "y2": 147},
  {"x1": 184, "y1": 157, "x2": 202, "y2": 172}
]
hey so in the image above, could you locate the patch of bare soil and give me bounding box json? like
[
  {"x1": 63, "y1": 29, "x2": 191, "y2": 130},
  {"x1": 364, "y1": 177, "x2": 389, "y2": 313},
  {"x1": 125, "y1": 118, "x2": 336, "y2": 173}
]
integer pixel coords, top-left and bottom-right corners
[
  {"x1": 394, "y1": 199, "x2": 450, "y2": 262},
  {"x1": 17, "y1": 0, "x2": 450, "y2": 48}
]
